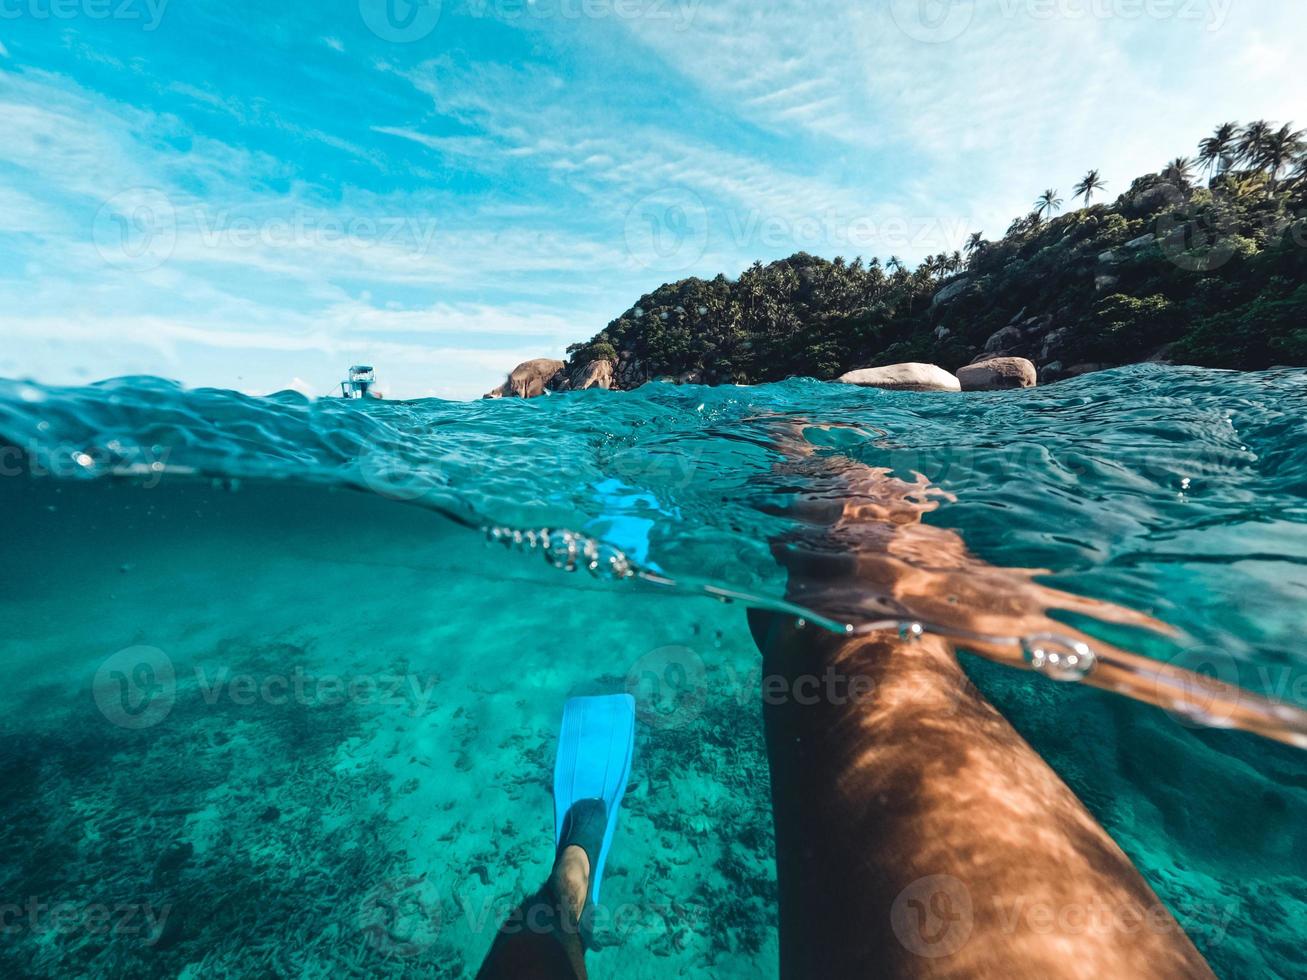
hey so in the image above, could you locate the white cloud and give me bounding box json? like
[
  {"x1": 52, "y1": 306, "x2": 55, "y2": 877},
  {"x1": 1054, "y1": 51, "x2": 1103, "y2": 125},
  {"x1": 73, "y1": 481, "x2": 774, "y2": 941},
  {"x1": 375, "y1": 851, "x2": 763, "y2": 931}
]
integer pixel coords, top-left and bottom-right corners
[
  {"x1": 617, "y1": 1, "x2": 1307, "y2": 243},
  {"x1": 7, "y1": 5, "x2": 1307, "y2": 399}
]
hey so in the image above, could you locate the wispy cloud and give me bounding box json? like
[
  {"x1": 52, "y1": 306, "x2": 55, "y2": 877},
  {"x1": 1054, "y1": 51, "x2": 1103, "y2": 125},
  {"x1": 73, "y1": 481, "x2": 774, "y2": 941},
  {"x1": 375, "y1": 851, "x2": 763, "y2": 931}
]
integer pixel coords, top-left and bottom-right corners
[{"x1": 4, "y1": 2, "x2": 1305, "y2": 397}]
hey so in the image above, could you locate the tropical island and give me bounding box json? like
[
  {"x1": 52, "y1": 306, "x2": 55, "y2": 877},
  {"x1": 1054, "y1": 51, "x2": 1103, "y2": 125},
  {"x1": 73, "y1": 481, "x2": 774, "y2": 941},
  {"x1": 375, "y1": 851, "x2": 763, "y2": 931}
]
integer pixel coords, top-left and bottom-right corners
[{"x1": 488, "y1": 120, "x2": 1306, "y2": 397}]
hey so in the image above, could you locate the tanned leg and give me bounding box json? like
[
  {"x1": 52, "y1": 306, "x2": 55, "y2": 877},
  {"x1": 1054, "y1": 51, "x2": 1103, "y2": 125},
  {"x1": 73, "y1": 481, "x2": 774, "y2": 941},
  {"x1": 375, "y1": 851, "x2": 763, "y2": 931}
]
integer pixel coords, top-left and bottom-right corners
[
  {"x1": 751, "y1": 613, "x2": 1214, "y2": 979},
  {"x1": 476, "y1": 846, "x2": 590, "y2": 980},
  {"x1": 751, "y1": 424, "x2": 1215, "y2": 978}
]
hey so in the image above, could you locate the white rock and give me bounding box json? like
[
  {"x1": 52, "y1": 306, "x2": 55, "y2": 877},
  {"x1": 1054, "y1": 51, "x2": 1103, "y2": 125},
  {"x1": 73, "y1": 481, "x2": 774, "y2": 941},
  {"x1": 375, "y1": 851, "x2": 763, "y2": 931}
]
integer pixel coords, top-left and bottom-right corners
[{"x1": 837, "y1": 363, "x2": 960, "y2": 392}]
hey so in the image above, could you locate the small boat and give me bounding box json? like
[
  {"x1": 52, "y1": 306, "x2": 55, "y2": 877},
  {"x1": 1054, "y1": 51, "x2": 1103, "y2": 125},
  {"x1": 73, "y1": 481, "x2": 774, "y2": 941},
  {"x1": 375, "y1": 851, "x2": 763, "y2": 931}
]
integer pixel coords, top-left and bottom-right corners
[{"x1": 339, "y1": 365, "x2": 382, "y2": 399}]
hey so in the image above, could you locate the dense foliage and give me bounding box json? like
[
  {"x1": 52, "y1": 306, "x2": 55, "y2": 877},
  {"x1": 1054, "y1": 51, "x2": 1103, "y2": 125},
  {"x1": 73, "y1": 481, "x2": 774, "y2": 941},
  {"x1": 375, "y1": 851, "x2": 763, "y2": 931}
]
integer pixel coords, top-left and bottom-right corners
[{"x1": 567, "y1": 122, "x2": 1307, "y2": 386}]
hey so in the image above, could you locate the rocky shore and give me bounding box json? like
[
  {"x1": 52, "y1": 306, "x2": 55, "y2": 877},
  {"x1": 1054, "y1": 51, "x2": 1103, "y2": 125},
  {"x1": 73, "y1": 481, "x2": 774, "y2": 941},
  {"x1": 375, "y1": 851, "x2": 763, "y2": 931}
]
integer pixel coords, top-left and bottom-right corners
[{"x1": 484, "y1": 353, "x2": 1039, "y2": 398}]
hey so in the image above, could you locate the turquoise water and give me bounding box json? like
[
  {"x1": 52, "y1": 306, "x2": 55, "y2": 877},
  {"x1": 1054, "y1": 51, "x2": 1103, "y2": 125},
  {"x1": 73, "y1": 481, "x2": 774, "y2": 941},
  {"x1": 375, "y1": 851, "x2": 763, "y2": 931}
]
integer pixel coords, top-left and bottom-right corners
[{"x1": 0, "y1": 365, "x2": 1305, "y2": 977}]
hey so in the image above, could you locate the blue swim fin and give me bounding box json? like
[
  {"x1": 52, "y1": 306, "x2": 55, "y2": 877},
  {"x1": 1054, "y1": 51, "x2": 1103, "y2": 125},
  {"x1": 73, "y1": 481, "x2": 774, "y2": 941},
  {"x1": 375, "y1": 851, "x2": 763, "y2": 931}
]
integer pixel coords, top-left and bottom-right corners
[{"x1": 553, "y1": 694, "x2": 636, "y2": 905}]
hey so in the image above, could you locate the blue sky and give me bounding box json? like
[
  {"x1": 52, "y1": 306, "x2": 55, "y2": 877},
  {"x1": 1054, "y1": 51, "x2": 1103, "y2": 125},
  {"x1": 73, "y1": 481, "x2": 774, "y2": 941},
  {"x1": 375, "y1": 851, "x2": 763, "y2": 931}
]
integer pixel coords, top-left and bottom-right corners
[{"x1": 1, "y1": 0, "x2": 1303, "y2": 399}]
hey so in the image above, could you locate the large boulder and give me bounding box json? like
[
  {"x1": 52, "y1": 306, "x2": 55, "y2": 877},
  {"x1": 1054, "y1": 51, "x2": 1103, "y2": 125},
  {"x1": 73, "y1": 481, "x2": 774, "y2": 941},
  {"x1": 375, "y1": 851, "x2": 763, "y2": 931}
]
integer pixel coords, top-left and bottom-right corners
[
  {"x1": 571, "y1": 359, "x2": 613, "y2": 390},
  {"x1": 983, "y1": 325, "x2": 1025, "y2": 354},
  {"x1": 616, "y1": 354, "x2": 650, "y2": 389},
  {"x1": 931, "y1": 276, "x2": 971, "y2": 308},
  {"x1": 1040, "y1": 360, "x2": 1066, "y2": 382},
  {"x1": 1040, "y1": 327, "x2": 1073, "y2": 362},
  {"x1": 484, "y1": 358, "x2": 565, "y2": 399},
  {"x1": 1099, "y1": 232, "x2": 1156, "y2": 265},
  {"x1": 957, "y1": 357, "x2": 1037, "y2": 391},
  {"x1": 837, "y1": 363, "x2": 960, "y2": 392}
]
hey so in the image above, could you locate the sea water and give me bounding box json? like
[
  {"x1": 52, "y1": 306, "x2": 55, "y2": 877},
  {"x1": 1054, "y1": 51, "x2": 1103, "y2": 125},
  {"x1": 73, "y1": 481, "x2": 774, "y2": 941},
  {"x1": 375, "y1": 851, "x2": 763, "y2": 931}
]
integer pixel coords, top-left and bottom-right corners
[{"x1": 0, "y1": 365, "x2": 1304, "y2": 978}]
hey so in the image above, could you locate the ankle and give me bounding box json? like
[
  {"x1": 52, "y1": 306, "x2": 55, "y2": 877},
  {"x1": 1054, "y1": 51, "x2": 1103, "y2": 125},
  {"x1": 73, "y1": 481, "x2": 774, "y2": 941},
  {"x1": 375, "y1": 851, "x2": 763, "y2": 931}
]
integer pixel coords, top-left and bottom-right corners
[{"x1": 549, "y1": 845, "x2": 591, "y2": 924}]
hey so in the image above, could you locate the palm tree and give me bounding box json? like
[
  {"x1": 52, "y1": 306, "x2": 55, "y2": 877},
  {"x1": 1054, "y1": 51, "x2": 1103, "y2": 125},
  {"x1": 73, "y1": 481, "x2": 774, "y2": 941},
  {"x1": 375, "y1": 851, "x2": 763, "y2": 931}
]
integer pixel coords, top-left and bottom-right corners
[
  {"x1": 1237, "y1": 121, "x2": 1275, "y2": 171},
  {"x1": 1073, "y1": 169, "x2": 1106, "y2": 204},
  {"x1": 964, "y1": 231, "x2": 985, "y2": 256},
  {"x1": 1293, "y1": 155, "x2": 1307, "y2": 186},
  {"x1": 1007, "y1": 213, "x2": 1037, "y2": 236},
  {"x1": 1161, "y1": 157, "x2": 1196, "y2": 189},
  {"x1": 1261, "y1": 123, "x2": 1306, "y2": 187},
  {"x1": 886, "y1": 255, "x2": 904, "y2": 274},
  {"x1": 950, "y1": 250, "x2": 963, "y2": 273},
  {"x1": 1199, "y1": 122, "x2": 1239, "y2": 177},
  {"x1": 1033, "y1": 189, "x2": 1062, "y2": 222}
]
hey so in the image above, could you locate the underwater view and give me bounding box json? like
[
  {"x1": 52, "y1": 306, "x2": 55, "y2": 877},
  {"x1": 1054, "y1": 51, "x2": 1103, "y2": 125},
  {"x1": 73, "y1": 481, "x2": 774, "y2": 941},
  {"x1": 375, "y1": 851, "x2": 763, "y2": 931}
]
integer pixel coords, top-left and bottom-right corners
[
  {"x1": 5, "y1": 0, "x2": 1307, "y2": 975},
  {"x1": 1, "y1": 366, "x2": 1305, "y2": 978}
]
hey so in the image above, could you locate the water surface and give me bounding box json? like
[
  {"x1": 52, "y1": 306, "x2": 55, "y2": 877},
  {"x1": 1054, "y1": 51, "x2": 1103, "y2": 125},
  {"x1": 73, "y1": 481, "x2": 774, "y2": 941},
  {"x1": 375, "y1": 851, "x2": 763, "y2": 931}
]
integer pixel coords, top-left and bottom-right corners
[{"x1": 1, "y1": 366, "x2": 1304, "y2": 977}]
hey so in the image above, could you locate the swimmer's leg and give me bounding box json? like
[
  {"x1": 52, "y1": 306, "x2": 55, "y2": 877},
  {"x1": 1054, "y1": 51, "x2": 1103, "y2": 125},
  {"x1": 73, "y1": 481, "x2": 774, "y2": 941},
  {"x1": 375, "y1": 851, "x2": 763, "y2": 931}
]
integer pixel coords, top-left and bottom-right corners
[
  {"x1": 475, "y1": 847, "x2": 589, "y2": 980},
  {"x1": 749, "y1": 610, "x2": 1215, "y2": 979}
]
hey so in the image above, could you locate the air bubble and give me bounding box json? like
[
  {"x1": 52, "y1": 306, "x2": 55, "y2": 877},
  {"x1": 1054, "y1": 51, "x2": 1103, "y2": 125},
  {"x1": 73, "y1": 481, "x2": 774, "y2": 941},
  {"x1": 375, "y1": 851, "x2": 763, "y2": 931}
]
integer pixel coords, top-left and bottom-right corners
[
  {"x1": 1022, "y1": 633, "x2": 1096, "y2": 681},
  {"x1": 899, "y1": 621, "x2": 925, "y2": 642}
]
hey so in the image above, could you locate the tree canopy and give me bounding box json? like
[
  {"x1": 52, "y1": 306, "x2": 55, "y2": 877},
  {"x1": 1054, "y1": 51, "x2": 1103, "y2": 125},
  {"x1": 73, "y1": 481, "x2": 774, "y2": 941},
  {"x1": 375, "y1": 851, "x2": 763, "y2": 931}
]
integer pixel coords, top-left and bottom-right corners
[{"x1": 562, "y1": 121, "x2": 1307, "y2": 387}]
